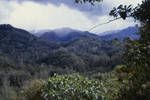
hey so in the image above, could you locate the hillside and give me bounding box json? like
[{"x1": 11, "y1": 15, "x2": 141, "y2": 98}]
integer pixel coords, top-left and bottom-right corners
[
  {"x1": 37, "y1": 29, "x2": 124, "y2": 71},
  {"x1": 0, "y1": 24, "x2": 59, "y2": 63},
  {"x1": 0, "y1": 24, "x2": 140, "y2": 99},
  {"x1": 37, "y1": 28, "x2": 97, "y2": 43},
  {"x1": 98, "y1": 26, "x2": 140, "y2": 41}
]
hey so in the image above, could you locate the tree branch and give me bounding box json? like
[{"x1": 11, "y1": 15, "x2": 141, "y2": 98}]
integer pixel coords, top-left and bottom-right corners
[{"x1": 88, "y1": 17, "x2": 122, "y2": 31}]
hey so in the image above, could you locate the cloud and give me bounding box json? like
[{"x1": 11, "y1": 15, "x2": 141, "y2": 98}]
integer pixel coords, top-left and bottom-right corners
[
  {"x1": 0, "y1": 1, "x2": 14, "y2": 23},
  {"x1": 104, "y1": 0, "x2": 142, "y2": 6},
  {"x1": 4, "y1": 1, "x2": 93, "y2": 31},
  {"x1": 5, "y1": 0, "x2": 105, "y2": 18},
  {"x1": 7, "y1": 0, "x2": 142, "y2": 18},
  {"x1": 0, "y1": 0, "x2": 142, "y2": 33}
]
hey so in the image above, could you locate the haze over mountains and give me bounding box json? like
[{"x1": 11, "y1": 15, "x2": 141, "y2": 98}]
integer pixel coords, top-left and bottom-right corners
[
  {"x1": 98, "y1": 26, "x2": 139, "y2": 41},
  {"x1": 34, "y1": 25, "x2": 139, "y2": 42}
]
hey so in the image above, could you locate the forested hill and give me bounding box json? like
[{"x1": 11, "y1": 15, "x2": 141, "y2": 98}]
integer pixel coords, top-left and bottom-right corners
[
  {"x1": 0, "y1": 24, "x2": 127, "y2": 72},
  {"x1": 0, "y1": 24, "x2": 139, "y2": 71},
  {"x1": 36, "y1": 28, "x2": 98, "y2": 43},
  {"x1": 0, "y1": 24, "x2": 60, "y2": 63},
  {"x1": 0, "y1": 24, "x2": 140, "y2": 99},
  {"x1": 36, "y1": 25, "x2": 139, "y2": 43}
]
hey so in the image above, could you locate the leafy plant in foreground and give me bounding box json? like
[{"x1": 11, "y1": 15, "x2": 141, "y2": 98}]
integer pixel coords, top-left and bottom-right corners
[{"x1": 42, "y1": 74, "x2": 107, "y2": 100}]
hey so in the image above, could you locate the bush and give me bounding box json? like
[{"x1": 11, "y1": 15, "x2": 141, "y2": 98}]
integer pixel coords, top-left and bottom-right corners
[
  {"x1": 22, "y1": 79, "x2": 45, "y2": 100},
  {"x1": 42, "y1": 74, "x2": 106, "y2": 100}
]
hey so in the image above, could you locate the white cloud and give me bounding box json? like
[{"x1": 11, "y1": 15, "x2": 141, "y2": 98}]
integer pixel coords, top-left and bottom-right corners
[
  {"x1": 0, "y1": 0, "x2": 142, "y2": 33},
  {"x1": 0, "y1": 1, "x2": 14, "y2": 23},
  {"x1": 1, "y1": 1, "x2": 93, "y2": 31},
  {"x1": 104, "y1": 0, "x2": 142, "y2": 7}
]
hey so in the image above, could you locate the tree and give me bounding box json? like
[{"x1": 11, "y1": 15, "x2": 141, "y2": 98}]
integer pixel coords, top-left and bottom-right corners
[
  {"x1": 109, "y1": 0, "x2": 150, "y2": 99},
  {"x1": 76, "y1": 0, "x2": 150, "y2": 99}
]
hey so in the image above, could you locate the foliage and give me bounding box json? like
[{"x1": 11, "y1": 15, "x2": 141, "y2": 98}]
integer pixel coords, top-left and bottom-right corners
[
  {"x1": 110, "y1": 0, "x2": 150, "y2": 99},
  {"x1": 0, "y1": 24, "x2": 124, "y2": 74},
  {"x1": 91, "y1": 71, "x2": 122, "y2": 99},
  {"x1": 109, "y1": 5, "x2": 132, "y2": 20},
  {"x1": 42, "y1": 74, "x2": 110, "y2": 100},
  {"x1": 116, "y1": 24, "x2": 150, "y2": 100},
  {"x1": 20, "y1": 72, "x2": 122, "y2": 100},
  {"x1": 0, "y1": 0, "x2": 147, "y2": 99},
  {"x1": 109, "y1": 0, "x2": 150, "y2": 23},
  {"x1": 22, "y1": 79, "x2": 45, "y2": 100},
  {"x1": 37, "y1": 35, "x2": 124, "y2": 72}
]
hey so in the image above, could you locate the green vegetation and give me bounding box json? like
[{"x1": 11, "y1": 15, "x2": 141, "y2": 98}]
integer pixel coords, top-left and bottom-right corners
[
  {"x1": 110, "y1": 0, "x2": 150, "y2": 99},
  {"x1": 22, "y1": 79, "x2": 45, "y2": 100},
  {"x1": 42, "y1": 74, "x2": 104, "y2": 100},
  {"x1": 0, "y1": 0, "x2": 149, "y2": 99},
  {"x1": 22, "y1": 73, "x2": 121, "y2": 100}
]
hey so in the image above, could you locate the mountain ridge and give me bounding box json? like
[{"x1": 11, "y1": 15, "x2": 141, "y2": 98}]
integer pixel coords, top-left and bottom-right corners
[
  {"x1": 0, "y1": 24, "x2": 60, "y2": 63},
  {"x1": 33, "y1": 26, "x2": 140, "y2": 43},
  {"x1": 98, "y1": 26, "x2": 140, "y2": 41}
]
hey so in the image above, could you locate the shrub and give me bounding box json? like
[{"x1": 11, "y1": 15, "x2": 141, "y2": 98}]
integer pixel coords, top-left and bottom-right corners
[
  {"x1": 22, "y1": 79, "x2": 45, "y2": 100},
  {"x1": 42, "y1": 74, "x2": 106, "y2": 100}
]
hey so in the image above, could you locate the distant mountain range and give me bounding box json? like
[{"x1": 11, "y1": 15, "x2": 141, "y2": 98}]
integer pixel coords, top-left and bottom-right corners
[
  {"x1": 0, "y1": 24, "x2": 139, "y2": 72},
  {"x1": 98, "y1": 26, "x2": 140, "y2": 41},
  {"x1": 0, "y1": 24, "x2": 141, "y2": 99},
  {"x1": 34, "y1": 26, "x2": 140, "y2": 42},
  {"x1": 35, "y1": 28, "x2": 98, "y2": 43}
]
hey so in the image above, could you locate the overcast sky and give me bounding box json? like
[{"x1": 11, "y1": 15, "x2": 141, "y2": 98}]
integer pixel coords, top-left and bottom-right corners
[{"x1": 0, "y1": 0, "x2": 142, "y2": 33}]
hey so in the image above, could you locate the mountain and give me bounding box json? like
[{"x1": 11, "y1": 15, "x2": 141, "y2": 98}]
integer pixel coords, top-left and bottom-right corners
[
  {"x1": 36, "y1": 28, "x2": 97, "y2": 42},
  {"x1": 37, "y1": 26, "x2": 139, "y2": 43},
  {"x1": 0, "y1": 24, "x2": 134, "y2": 72},
  {"x1": 35, "y1": 28, "x2": 81, "y2": 37},
  {"x1": 31, "y1": 29, "x2": 51, "y2": 37},
  {"x1": 0, "y1": 24, "x2": 59, "y2": 63},
  {"x1": 62, "y1": 33, "x2": 124, "y2": 70},
  {"x1": 33, "y1": 27, "x2": 124, "y2": 71},
  {"x1": 98, "y1": 26, "x2": 140, "y2": 41}
]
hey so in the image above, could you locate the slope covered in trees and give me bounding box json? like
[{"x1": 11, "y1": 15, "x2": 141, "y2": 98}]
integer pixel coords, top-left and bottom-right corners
[
  {"x1": 0, "y1": 24, "x2": 60, "y2": 64},
  {"x1": 0, "y1": 21, "x2": 141, "y2": 99},
  {"x1": 0, "y1": 0, "x2": 149, "y2": 99},
  {"x1": 109, "y1": 0, "x2": 150, "y2": 99}
]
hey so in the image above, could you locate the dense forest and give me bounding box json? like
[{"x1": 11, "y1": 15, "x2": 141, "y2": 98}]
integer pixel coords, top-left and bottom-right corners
[{"x1": 0, "y1": 0, "x2": 149, "y2": 100}]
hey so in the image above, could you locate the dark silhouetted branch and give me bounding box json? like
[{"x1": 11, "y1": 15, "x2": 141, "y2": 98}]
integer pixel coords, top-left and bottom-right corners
[{"x1": 88, "y1": 17, "x2": 121, "y2": 31}]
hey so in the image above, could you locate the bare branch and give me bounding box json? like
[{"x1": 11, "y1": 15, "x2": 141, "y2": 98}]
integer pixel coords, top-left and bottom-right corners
[{"x1": 88, "y1": 17, "x2": 121, "y2": 31}]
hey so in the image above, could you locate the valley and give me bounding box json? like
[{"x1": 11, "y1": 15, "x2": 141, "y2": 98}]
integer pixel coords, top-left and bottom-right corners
[{"x1": 0, "y1": 24, "x2": 139, "y2": 99}]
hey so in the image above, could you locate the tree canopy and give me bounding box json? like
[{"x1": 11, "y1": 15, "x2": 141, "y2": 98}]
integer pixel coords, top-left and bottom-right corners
[
  {"x1": 109, "y1": 0, "x2": 150, "y2": 23},
  {"x1": 109, "y1": 0, "x2": 150, "y2": 99}
]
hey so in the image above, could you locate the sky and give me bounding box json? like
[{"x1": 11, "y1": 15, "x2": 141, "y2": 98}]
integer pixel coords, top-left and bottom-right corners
[{"x1": 0, "y1": 0, "x2": 143, "y2": 33}]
